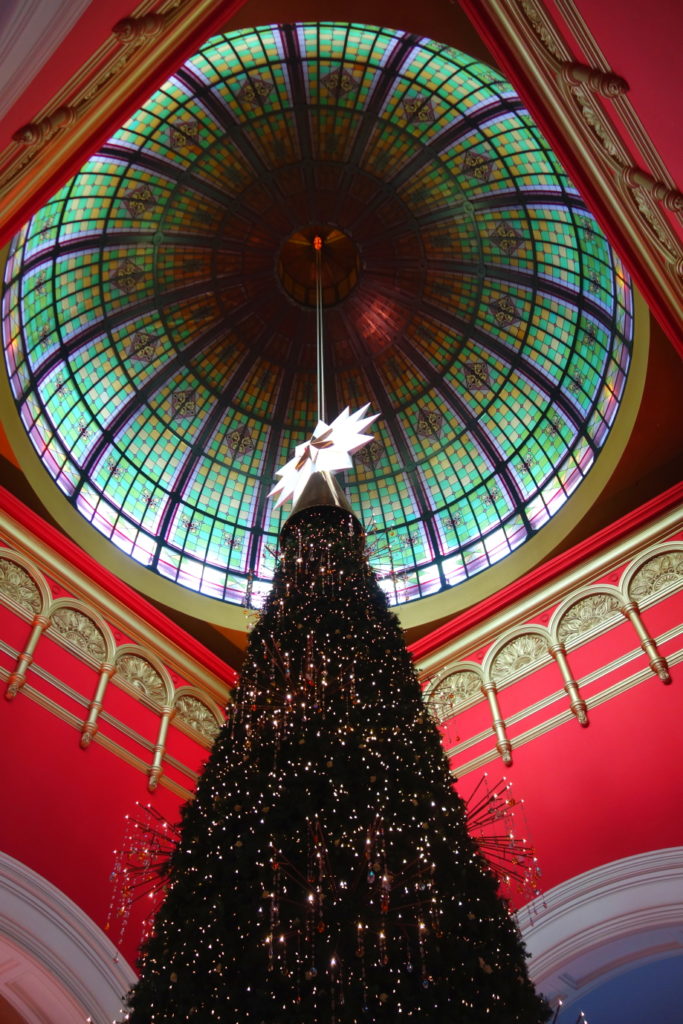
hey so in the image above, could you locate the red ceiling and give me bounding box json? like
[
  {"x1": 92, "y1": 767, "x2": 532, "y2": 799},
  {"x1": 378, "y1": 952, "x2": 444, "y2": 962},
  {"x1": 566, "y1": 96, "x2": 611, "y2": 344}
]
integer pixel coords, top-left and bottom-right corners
[
  {"x1": 567, "y1": 0, "x2": 683, "y2": 185},
  {"x1": 1, "y1": 0, "x2": 681, "y2": 355},
  {"x1": 2, "y1": 0, "x2": 680, "y2": 202},
  {"x1": 0, "y1": 0, "x2": 134, "y2": 155}
]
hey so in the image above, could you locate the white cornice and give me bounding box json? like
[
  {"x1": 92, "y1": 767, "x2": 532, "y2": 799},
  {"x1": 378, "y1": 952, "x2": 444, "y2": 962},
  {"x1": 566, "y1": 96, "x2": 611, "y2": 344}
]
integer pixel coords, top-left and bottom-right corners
[
  {"x1": 517, "y1": 847, "x2": 683, "y2": 1007},
  {"x1": 0, "y1": 850, "x2": 135, "y2": 1023}
]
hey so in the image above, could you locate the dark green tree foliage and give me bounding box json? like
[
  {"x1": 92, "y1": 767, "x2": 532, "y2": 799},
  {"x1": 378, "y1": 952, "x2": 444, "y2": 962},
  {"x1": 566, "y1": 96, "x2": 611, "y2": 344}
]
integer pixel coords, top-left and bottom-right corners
[{"x1": 126, "y1": 504, "x2": 550, "y2": 1023}]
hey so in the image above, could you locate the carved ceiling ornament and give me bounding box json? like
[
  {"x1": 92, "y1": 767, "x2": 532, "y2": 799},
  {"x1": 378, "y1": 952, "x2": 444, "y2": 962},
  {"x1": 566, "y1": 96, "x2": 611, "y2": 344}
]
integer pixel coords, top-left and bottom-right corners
[
  {"x1": 555, "y1": 56, "x2": 683, "y2": 277},
  {"x1": 51, "y1": 606, "x2": 107, "y2": 660},
  {"x1": 516, "y1": 0, "x2": 567, "y2": 63},
  {"x1": 6, "y1": 26, "x2": 153, "y2": 193},
  {"x1": 557, "y1": 592, "x2": 622, "y2": 645},
  {"x1": 116, "y1": 653, "x2": 167, "y2": 704},
  {"x1": 490, "y1": 632, "x2": 547, "y2": 683},
  {"x1": 559, "y1": 62, "x2": 628, "y2": 98},
  {"x1": 573, "y1": 97, "x2": 626, "y2": 166},
  {"x1": 629, "y1": 550, "x2": 683, "y2": 601},
  {"x1": 508, "y1": 0, "x2": 683, "y2": 331},
  {"x1": 428, "y1": 669, "x2": 481, "y2": 722},
  {"x1": 563, "y1": 135, "x2": 682, "y2": 273},
  {"x1": 10, "y1": 11, "x2": 174, "y2": 149},
  {"x1": 630, "y1": 189, "x2": 683, "y2": 269},
  {"x1": 175, "y1": 694, "x2": 221, "y2": 741},
  {"x1": 112, "y1": 12, "x2": 172, "y2": 44},
  {"x1": 0, "y1": 557, "x2": 42, "y2": 614}
]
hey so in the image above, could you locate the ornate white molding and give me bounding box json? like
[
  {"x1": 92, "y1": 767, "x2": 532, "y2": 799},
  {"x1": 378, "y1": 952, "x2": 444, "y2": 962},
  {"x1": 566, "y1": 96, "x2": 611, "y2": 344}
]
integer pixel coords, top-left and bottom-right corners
[
  {"x1": 518, "y1": 847, "x2": 683, "y2": 1008},
  {"x1": 0, "y1": 851, "x2": 135, "y2": 1023}
]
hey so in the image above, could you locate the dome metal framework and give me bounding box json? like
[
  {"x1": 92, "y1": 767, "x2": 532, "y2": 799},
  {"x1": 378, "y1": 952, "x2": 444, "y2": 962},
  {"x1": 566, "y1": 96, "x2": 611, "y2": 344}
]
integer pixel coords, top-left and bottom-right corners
[{"x1": 1, "y1": 23, "x2": 633, "y2": 610}]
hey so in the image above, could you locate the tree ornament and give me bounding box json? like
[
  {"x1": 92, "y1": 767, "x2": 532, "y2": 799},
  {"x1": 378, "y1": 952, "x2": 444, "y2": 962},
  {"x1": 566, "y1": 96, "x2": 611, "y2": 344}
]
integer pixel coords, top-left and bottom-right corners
[{"x1": 269, "y1": 406, "x2": 379, "y2": 508}]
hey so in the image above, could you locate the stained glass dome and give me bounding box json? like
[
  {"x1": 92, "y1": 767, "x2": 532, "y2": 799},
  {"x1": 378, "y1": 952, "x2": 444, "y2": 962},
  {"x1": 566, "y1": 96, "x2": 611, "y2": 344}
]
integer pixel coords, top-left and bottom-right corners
[{"x1": 1, "y1": 23, "x2": 633, "y2": 616}]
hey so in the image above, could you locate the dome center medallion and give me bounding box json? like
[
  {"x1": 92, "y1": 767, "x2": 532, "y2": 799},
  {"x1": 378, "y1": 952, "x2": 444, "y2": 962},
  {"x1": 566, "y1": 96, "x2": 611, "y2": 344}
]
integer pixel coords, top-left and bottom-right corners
[{"x1": 278, "y1": 226, "x2": 360, "y2": 307}]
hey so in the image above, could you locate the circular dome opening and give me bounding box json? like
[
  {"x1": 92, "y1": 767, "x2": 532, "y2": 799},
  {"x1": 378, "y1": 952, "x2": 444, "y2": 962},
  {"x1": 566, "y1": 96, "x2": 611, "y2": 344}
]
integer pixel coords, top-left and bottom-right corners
[
  {"x1": 0, "y1": 22, "x2": 635, "y2": 624},
  {"x1": 278, "y1": 226, "x2": 361, "y2": 307}
]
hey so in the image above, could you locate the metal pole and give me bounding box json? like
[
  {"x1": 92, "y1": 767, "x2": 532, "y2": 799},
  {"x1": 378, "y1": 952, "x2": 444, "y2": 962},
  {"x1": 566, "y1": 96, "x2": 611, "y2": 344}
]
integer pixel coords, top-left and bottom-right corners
[{"x1": 314, "y1": 235, "x2": 325, "y2": 422}]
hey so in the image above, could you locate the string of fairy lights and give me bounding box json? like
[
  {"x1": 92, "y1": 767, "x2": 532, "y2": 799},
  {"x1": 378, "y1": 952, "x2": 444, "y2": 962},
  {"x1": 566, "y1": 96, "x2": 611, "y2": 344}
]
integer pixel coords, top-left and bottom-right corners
[
  {"x1": 118, "y1": 238, "x2": 564, "y2": 1022},
  {"x1": 108, "y1": 775, "x2": 542, "y2": 954}
]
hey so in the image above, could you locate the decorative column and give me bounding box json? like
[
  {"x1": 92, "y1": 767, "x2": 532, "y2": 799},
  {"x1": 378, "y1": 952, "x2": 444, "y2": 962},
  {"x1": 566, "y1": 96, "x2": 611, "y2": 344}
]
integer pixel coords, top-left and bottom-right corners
[
  {"x1": 148, "y1": 704, "x2": 174, "y2": 792},
  {"x1": 80, "y1": 662, "x2": 115, "y2": 748},
  {"x1": 558, "y1": 62, "x2": 629, "y2": 97},
  {"x1": 548, "y1": 643, "x2": 589, "y2": 726},
  {"x1": 5, "y1": 614, "x2": 50, "y2": 699},
  {"x1": 620, "y1": 601, "x2": 671, "y2": 683},
  {"x1": 480, "y1": 680, "x2": 512, "y2": 766}
]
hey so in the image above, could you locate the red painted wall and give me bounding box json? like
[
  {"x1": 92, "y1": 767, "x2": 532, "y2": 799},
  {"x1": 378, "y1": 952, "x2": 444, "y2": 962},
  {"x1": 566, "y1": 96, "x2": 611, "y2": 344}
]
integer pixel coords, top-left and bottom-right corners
[
  {"x1": 453, "y1": 579, "x2": 683, "y2": 907},
  {"x1": 2, "y1": 490, "x2": 681, "y2": 969},
  {"x1": 0, "y1": 682, "x2": 186, "y2": 968}
]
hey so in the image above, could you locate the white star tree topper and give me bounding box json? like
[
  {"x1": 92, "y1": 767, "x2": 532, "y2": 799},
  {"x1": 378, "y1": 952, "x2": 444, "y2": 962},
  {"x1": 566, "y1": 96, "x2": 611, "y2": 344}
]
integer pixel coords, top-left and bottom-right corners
[{"x1": 269, "y1": 404, "x2": 379, "y2": 508}]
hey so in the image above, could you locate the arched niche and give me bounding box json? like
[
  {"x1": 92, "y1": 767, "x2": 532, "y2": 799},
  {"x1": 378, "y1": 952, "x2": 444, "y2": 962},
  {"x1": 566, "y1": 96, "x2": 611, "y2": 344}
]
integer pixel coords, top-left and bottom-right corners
[
  {"x1": 551, "y1": 584, "x2": 623, "y2": 649},
  {"x1": 172, "y1": 687, "x2": 224, "y2": 745},
  {"x1": 45, "y1": 597, "x2": 114, "y2": 666},
  {"x1": 484, "y1": 626, "x2": 551, "y2": 686},
  {"x1": 114, "y1": 644, "x2": 174, "y2": 708},
  {"x1": 0, "y1": 548, "x2": 50, "y2": 619},
  {"x1": 423, "y1": 663, "x2": 483, "y2": 722},
  {"x1": 622, "y1": 543, "x2": 683, "y2": 605}
]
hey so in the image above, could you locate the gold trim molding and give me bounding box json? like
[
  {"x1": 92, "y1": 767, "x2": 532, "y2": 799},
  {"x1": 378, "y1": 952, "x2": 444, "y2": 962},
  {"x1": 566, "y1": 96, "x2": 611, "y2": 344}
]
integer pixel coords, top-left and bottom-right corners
[
  {"x1": 451, "y1": 641, "x2": 683, "y2": 778},
  {"x1": 418, "y1": 509, "x2": 683, "y2": 683},
  {"x1": 0, "y1": 506, "x2": 232, "y2": 703},
  {"x1": 447, "y1": 621, "x2": 682, "y2": 760},
  {"x1": 0, "y1": 661, "x2": 195, "y2": 801},
  {"x1": 471, "y1": 0, "x2": 683, "y2": 338},
  {"x1": 419, "y1": 521, "x2": 683, "y2": 768},
  {"x1": 0, "y1": 533, "x2": 229, "y2": 791},
  {"x1": 0, "y1": 0, "x2": 243, "y2": 239}
]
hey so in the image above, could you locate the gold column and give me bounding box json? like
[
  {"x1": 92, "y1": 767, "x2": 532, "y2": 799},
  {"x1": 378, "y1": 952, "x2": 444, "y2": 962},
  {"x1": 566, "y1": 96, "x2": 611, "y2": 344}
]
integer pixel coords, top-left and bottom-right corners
[
  {"x1": 80, "y1": 662, "x2": 114, "y2": 748},
  {"x1": 148, "y1": 704, "x2": 174, "y2": 792},
  {"x1": 620, "y1": 601, "x2": 671, "y2": 683},
  {"x1": 480, "y1": 680, "x2": 512, "y2": 766},
  {"x1": 5, "y1": 614, "x2": 50, "y2": 699},
  {"x1": 548, "y1": 643, "x2": 589, "y2": 726}
]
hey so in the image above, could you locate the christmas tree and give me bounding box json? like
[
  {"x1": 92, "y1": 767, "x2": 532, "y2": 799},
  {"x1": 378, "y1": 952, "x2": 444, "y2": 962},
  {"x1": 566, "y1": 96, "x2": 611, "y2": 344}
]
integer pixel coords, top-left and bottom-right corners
[{"x1": 125, "y1": 472, "x2": 550, "y2": 1023}]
